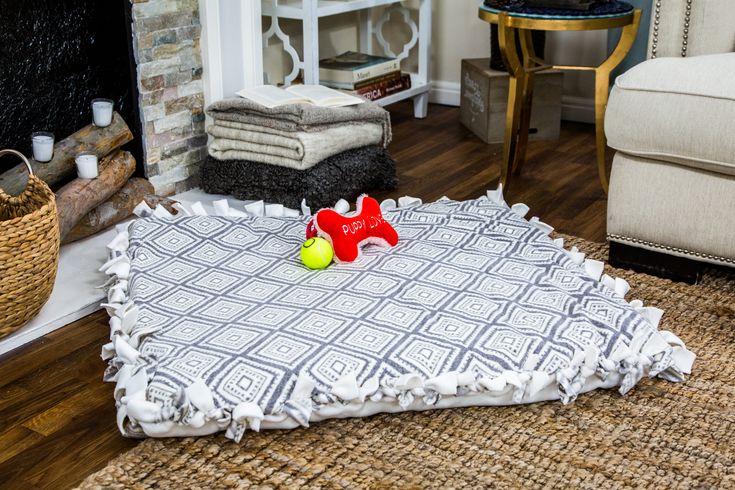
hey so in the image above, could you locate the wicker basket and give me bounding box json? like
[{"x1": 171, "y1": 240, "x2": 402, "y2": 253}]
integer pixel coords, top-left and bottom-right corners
[{"x1": 0, "y1": 149, "x2": 60, "y2": 339}]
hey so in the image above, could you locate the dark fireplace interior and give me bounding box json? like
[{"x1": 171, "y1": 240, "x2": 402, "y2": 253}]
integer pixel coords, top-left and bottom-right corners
[{"x1": 0, "y1": 0, "x2": 142, "y2": 177}]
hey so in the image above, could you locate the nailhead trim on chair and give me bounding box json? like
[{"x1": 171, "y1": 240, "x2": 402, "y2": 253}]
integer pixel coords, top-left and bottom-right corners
[
  {"x1": 651, "y1": 0, "x2": 693, "y2": 59},
  {"x1": 681, "y1": 0, "x2": 692, "y2": 57},
  {"x1": 607, "y1": 233, "x2": 735, "y2": 265},
  {"x1": 651, "y1": 1, "x2": 661, "y2": 58}
]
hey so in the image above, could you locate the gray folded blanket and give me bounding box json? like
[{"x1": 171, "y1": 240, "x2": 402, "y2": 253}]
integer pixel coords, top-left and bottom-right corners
[
  {"x1": 206, "y1": 98, "x2": 392, "y2": 147},
  {"x1": 199, "y1": 145, "x2": 398, "y2": 210},
  {"x1": 207, "y1": 119, "x2": 384, "y2": 170}
]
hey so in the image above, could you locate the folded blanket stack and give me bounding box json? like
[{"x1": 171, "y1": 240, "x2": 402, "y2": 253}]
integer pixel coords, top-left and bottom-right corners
[{"x1": 202, "y1": 98, "x2": 397, "y2": 209}]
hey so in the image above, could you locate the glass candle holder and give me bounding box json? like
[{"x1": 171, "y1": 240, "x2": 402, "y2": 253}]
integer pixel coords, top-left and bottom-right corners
[
  {"x1": 32, "y1": 131, "x2": 54, "y2": 162},
  {"x1": 75, "y1": 152, "x2": 99, "y2": 179},
  {"x1": 92, "y1": 98, "x2": 114, "y2": 127}
]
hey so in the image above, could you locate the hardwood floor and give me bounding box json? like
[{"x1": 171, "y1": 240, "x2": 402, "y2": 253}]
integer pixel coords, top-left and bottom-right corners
[{"x1": 0, "y1": 102, "x2": 608, "y2": 489}]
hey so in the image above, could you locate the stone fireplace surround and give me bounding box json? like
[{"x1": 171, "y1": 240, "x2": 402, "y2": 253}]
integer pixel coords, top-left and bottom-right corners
[{"x1": 131, "y1": 0, "x2": 207, "y2": 195}]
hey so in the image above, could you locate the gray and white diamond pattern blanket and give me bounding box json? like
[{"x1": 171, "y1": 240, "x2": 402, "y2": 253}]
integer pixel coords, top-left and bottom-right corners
[{"x1": 100, "y1": 192, "x2": 695, "y2": 440}]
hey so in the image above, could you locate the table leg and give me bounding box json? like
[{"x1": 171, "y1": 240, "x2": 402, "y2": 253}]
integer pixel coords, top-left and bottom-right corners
[
  {"x1": 302, "y1": 0, "x2": 320, "y2": 84},
  {"x1": 497, "y1": 13, "x2": 525, "y2": 189},
  {"x1": 594, "y1": 74, "x2": 610, "y2": 192},
  {"x1": 513, "y1": 29, "x2": 538, "y2": 176},
  {"x1": 593, "y1": 9, "x2": 641, "y2": 193}
]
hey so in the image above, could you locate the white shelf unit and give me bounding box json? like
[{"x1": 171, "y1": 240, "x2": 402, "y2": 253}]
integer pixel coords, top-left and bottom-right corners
[{"x1": 261, "y1": 0, "x2": 432, "y2": 118}]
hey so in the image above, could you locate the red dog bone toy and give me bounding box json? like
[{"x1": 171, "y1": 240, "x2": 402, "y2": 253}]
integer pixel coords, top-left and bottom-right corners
[{"x1": 312, "y1": 195, "x2": 398, "y2": 262}]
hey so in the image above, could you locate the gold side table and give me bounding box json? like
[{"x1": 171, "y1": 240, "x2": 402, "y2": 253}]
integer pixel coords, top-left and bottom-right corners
[{"x1": 478, "y1": 5, "x2": 641, "y2": 193}]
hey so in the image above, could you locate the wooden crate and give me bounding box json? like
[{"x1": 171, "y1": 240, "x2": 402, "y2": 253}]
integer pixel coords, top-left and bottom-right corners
[{"x1": 460, "y1": 58, "x2": 563, "y2": 144}]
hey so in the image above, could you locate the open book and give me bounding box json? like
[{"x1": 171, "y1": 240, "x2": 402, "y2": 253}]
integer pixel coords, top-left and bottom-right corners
[{"x1": 235, "y1": 84, "x2": 365, "y2": 109}]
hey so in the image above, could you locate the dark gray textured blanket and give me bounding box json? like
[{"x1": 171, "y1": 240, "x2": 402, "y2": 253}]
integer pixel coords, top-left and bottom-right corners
[{"x1": 199, "y1": 145, "x2": 398, "y2": 210}]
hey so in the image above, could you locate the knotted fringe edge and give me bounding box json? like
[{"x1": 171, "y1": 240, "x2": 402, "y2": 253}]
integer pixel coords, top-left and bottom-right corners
[{"x1": 99, "y1": 187, "x2": 696, "y2": 441}]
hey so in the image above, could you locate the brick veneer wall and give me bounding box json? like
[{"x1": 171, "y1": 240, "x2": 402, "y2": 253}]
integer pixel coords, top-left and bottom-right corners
[{"x1": 131, "y1": 0, "x2": 207, "y2": 195}]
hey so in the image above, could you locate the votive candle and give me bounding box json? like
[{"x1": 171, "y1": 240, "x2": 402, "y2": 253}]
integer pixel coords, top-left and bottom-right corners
[
  {"x1": 32, "y1": 131, "x2": 54, "y2": 162},
  {"x1": 92, "y1": 98, "x2": 114, "y2": 127},
  {"x1": 75, "y1": 152, "x2": 99, "y2": 179}
]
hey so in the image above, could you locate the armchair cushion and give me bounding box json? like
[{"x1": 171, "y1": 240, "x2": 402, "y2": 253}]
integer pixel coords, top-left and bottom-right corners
[{"x1": 605, "y1": 53, "x2": 735, "y2": 177}]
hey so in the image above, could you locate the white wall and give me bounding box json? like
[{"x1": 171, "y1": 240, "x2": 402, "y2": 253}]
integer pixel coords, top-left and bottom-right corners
[
  {"x1": 423, "y1": 0, "x2": 605, "y2": 121},
  {"x1": 219, "y1": 0, "x2": 606, "y2": 122}
]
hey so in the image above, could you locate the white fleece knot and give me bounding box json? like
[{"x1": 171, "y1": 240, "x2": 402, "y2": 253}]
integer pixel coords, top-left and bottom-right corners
[
  {"x1": 214, "y1": 199, "x2": 248, "y2": 217},
  {"x1": 133, "y1": 201, "x2": 153, "y2": 217},
  {"x1": 331, "y1": 372, "x2": 360, "y2": 401},
  {"x1": 511, "y1": 203, "x2": 530, "y2": 218},
  {"x1": 584, "y1": 259, "x2": 605, "y2": 281},
  {"x1": 182, "y1": 379, "x2": 226, "y2": 429},
  {"x1": 528, "y1": 216, "x2": 555, "y2": 235},
  {"x1": 618, "y1": 353, "x2": 650, "y2": 395},
  {"x1": 398, "y1": 196, "x2": 422, "y2": 208},
  {"x1": 107, "y1": 281, "x2": 128, "y2": 304},
  {"x1": 106, "y1": 231, "x2": 129, "y2": 252},
  {"x1": 333, "y1": 199, "x2": 350, "y2": 214},
  {"x1": 226, "y1": 402, "x2": 265, "y2": 443},
  {"x1": 556, "y1": 347, "x2": 597, "y2": 404},
  {"x1": 486, "y1": 184, "x2": 505, "y2": 205},
  {"x1": 244, "y1": 200, "x2": 265, "y2": 216},
  {"x1": 190, "y1": 202, "x2": 208, "y2": 216},
  {"x1": 380, "y1": 198, "x2": 397, "y2": 212},
  {"x1": 502, "y1": 371, "x2": 530, "y2": 403},
  {"x1": 152, "y1": 204, "x2": 173, "y2": 218},
  {"x1": 301, "y1": 199, "x2": 312, "y2": 216},
  {"x1": 281, "y1": 372, "x2": 316, "y2": 427},
  {"x1": 359, "y1": 376, "x2": 380, "y2": 402},
  {"x1": 172, "y1": 202, "x2": 191, "y2": 216},
  {"x1": 566, "y1": 246, "x2": 586, "y2": 266},
  {"x1": 390, "y1": 373, "x2": 423, "y2": 409}
]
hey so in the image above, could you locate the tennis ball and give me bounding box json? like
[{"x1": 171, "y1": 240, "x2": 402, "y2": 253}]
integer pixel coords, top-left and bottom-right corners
[{"x1": 300, "y1": 237, "x2": 334, "y2": 270}]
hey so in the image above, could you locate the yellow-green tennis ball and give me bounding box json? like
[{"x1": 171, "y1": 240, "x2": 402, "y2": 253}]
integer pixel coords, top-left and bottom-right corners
[{"x1": 300, "y1": 237, "x2": 334, "y2": 270}]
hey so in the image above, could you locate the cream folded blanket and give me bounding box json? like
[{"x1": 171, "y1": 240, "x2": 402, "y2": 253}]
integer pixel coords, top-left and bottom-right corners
[
  {"x1": 206, "y1": 97, "x2": 392, "y2": 147},
  {"x1": 207, "y1": 119, "x2": 384, "y2": 170}
]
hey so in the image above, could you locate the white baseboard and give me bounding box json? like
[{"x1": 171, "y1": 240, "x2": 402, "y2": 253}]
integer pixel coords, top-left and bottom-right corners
[
  {"x1": 429, "y1": 80, "x2": 461, "y2": 106},
  {"x1": 561, "y1": 95, "x2": 595, "y2": 124},
  {"x1": 428, "y1": 79, "x2": 595, "y2": 124}
]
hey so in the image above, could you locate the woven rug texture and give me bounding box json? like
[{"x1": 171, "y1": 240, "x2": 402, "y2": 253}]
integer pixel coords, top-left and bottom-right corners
[{"x1": 78, "y1": 236, "x2": 735, "y2": 489}]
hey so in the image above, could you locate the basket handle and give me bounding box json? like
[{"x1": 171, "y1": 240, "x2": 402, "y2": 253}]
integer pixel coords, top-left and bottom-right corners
[{"x1": 0, "y1": 149, "x2": 34, "y2": 176}]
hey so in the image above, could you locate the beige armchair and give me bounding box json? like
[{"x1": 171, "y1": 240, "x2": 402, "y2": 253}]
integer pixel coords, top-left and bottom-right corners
[{"x1": 604, "y1": 0, "x2": 735, "y2": 282}]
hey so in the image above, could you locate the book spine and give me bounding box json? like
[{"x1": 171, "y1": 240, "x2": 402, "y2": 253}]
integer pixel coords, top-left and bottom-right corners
[
  {"x1": 320, "y1": 59, "x2": 401, "y2": 84},
  {"x1": 352, "y1": 74, "x2": 412, "y2": 101},
  {"x1": 352, "y1": 59, "x2": 401, "y2": 82},
  {"x1": 321, "y1": 71, "x2": 401, "y2": 90}
]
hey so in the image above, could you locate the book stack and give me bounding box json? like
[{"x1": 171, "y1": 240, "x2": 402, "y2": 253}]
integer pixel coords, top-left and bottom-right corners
[{"x1": 319, "y1": 51, "x2": 412, "y2": 102}]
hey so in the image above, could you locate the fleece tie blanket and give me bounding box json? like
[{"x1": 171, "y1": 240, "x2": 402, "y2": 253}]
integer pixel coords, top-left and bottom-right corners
[
  {"x1": 100, "y1": 188, "x2": 694, "y2": 441},
  {"x1": 207, "y1": 119, "x2": 384, "y2": 170},
  {"x1": 200, "y1": 145, "x2": 398, "y2": 210},
  {"x1": 206, "y1": 98, "x2": 392, "y2": 147}
]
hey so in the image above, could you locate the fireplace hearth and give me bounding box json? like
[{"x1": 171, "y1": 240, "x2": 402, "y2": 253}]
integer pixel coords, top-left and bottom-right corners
[
  {"x1": 0, "y1": 0, "x2": 207, "y2": 195},
  {"x1": 0, "y1": 0, "x2": 143, "y2": 175}
]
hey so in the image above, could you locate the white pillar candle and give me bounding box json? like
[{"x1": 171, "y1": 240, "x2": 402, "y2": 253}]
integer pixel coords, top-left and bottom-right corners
[
  {"x1": 32, "y1": 131, "x2": 54, "y2": 162},
  {"x1": 92, "y1": 98, "x2": 114, "y2": 127},
  {"x1": 75, "y1": 152, "x2": 99, "y2": 179}
]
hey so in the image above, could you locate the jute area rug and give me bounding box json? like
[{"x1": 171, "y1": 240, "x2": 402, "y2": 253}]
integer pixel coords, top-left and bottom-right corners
[{"x1": 78, "y1": 237, "x2": 735, "y2": 489}]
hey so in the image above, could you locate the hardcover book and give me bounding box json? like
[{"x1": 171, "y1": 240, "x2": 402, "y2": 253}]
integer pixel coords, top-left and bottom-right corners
[
  {"x1": 350, "y1": 74, "x2": 412, "y2": 102},
  {"x1": 321, "y1": 71, "x2": 402, "y2": 90},
  {"x1": 319, "y1": 51, "x2": 401, "y2": 84}
]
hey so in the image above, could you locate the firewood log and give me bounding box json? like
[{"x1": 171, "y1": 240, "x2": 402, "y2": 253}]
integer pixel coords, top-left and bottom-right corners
[
  {"x1": 63, "y1": 178, "x2": 153, "y2": 244},
  {"x1": 142, "y1": 194, "x2": 179, "y2": 215},
  {"x1": 55, "y1": 150, "x2": 135, "y2": 240},
  {"x1": 0, "y1": 112, "x2": 133, "y2": 195},
  {"x1": 63, "y1": 183, "x2": 180, "y2": 244}
]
